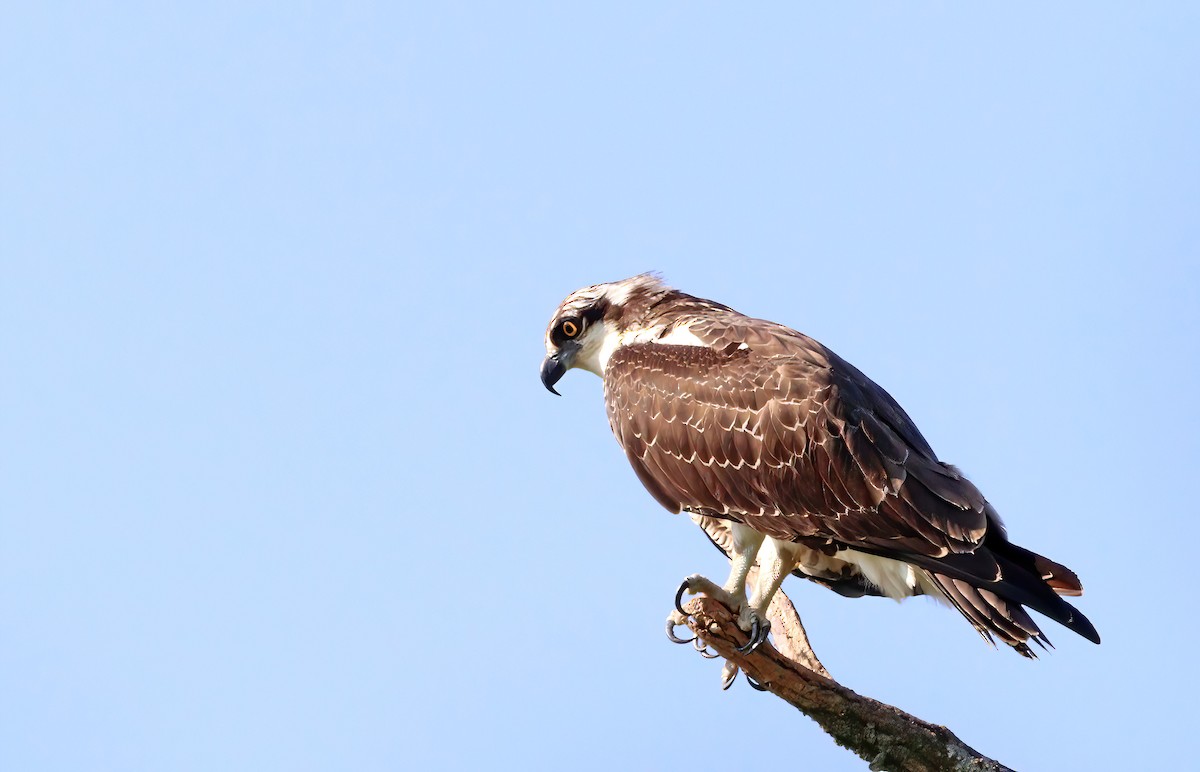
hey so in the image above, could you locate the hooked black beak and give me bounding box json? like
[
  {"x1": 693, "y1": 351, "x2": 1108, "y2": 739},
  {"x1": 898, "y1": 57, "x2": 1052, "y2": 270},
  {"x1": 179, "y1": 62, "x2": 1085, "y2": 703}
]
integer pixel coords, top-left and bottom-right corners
[{"x1": 540, "y1": 342, "x2": 579, "y2": 395}]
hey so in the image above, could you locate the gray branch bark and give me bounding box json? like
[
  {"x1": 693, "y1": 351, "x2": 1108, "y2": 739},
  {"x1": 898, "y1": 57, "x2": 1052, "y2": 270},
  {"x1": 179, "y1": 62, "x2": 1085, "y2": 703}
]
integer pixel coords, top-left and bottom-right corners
[{"x1": 682, "y1": 593, "x2": 1014, "y2": 772}]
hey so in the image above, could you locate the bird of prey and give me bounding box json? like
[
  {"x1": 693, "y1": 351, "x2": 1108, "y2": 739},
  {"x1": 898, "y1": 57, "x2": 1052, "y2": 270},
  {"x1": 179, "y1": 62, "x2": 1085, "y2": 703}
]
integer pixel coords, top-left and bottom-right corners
[{"x1": 540, "y1": 274, "x2": 1098, "y2": 657}]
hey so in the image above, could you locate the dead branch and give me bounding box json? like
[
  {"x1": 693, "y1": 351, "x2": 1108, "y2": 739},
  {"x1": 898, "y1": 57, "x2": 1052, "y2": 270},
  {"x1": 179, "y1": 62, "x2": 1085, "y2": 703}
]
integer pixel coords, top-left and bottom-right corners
[{"x1": 683, "y1": 595, "x2": 1014, "y2": 772}]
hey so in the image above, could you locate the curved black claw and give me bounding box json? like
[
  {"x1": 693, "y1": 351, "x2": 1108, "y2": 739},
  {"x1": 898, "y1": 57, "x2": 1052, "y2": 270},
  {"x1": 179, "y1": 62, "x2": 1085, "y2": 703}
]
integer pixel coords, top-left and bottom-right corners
[
  {"x1": 665, "y1": 618, "x2": 694, "y2": 645},
  {"x1": 674, "y1": 580, "x2": 691, "y2": 616},
  {"x1": 736, "y1": 616, "x2": 771, "y2": 654},
  {"x1": 738, "y1": 616, "x2": 760, "y2": 653},
  {"x1": 693, "y1": 637, "x2": 719, "y2": 658},
  {"x1": 745, "y1": 673, "x2": 770, "y2": 691}
]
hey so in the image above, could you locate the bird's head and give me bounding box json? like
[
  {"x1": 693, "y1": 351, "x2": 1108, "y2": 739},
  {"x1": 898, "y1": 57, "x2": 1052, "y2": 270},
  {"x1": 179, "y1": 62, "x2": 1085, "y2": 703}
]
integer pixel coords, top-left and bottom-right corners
[{"x1": 541, "y1": 273, "x2": 669, "y2": 394}]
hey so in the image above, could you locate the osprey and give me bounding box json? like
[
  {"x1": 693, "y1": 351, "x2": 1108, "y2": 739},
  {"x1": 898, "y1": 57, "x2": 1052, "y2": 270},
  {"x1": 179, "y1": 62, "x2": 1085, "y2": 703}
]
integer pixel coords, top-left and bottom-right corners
[{"x1": 541, "y1": 274, "x2": 1099, "y2": 657}]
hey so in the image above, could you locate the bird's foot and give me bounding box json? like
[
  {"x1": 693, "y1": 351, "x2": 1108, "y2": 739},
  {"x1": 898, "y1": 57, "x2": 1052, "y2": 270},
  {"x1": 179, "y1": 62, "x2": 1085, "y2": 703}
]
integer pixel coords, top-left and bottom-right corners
[
  {"x1": 662, "y1": 615, "x2": 720, "y2": 657},
  {"x1": 665, "y1": 574, "x2": 729, "y2": 645},
  {"x1": 664, "y1": 609, "x2": 694, "y2": 644},
  {"x1": 721, "y1": 661, "x2": 739, "y2": 690},
  {"x1": 719, "y1": 663, "x2": 769, "y2": 691},
  {"x1": 744, "y1": 672, "x2": 770, "y2": 691},
  {"x1": 734, "y1": 603, "x2": 772, "y2": 655},
  {"x1": 673, "y1": 574, "x2": 738, "y2": 614},
  {"x1": 665, "y1": 574, "x2": 771, "y2": 655}
]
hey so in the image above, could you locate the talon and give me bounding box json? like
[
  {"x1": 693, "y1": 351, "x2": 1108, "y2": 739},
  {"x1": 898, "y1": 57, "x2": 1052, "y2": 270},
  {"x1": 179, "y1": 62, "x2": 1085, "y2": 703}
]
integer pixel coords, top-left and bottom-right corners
[
  {"x1": 739, "y1": 614, "x2": 758, "y2": 653},
  {"x1": 737, "y1": 616, "x2": 760, "y2": 653},
  {"x1": 737, "y1": 616, "x2": 771, "y2": 654},
  {"x1": 693, "y1": 637, "x2": 719, "y2": 658},
  {"x1": 745, "y1": 673, "x2": 769, "y2": 691},
  {"x1": 757, "y1": 619, "x2": 772, "y2": 650},
  {"x1": 721, "y1": 662, "x2": 739, "y2": 690},
  {"x1": 665, "y1": 616, "x2": 694, "y2": 645},
  {"x1": 674, "y1": 579, "x2": 691, "y2": 615}
]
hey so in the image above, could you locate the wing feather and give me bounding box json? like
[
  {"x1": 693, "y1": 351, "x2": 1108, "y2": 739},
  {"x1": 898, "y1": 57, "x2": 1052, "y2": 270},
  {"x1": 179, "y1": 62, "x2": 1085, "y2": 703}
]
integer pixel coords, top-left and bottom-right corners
[
  {"x1": 603, "y1": 332, "x2": 990, "y2": 561},
  {"x1": 601, "y1": 313, "x2": 1095, "y2": 648}
]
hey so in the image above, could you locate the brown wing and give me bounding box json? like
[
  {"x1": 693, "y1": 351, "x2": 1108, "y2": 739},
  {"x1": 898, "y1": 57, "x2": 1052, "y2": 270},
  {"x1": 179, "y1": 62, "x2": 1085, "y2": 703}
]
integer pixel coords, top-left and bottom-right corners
[
  {"x1": 601, "y1": 301, "x2": 1098, "y2": 648},
  {"x1": 603, "y1": 336, "x2": 988, "y2": 558}
]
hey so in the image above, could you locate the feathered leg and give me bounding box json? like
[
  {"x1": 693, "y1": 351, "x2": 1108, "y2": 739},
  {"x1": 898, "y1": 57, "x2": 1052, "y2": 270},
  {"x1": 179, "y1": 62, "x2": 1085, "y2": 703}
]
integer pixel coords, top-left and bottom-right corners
[
  {"x1": 745, "y1": 537, "x2": 800, "y2": 631},
  {"x1": 667, "y1": 524, "x2": 767, "y2": 652}
]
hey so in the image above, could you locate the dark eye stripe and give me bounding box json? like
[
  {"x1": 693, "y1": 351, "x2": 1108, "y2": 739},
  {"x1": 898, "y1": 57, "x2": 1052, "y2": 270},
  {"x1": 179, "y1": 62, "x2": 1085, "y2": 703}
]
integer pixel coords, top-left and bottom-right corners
[{"x1": 581, "y1": 302, "x2": 608, "y2": 326}]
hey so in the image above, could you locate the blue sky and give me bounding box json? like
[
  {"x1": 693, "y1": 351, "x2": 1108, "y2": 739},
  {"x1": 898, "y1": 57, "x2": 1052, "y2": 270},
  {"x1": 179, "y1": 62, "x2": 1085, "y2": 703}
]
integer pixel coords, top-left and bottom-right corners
[{"x1": 2, "y1": 4, "x2": 1197, "y2": 770}]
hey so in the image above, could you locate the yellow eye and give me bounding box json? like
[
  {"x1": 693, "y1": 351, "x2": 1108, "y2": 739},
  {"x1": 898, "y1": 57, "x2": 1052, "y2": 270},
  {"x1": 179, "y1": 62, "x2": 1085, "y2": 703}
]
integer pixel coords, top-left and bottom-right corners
[{"x1": 560, "y1": 319, "x2": 580, "y2": 338}]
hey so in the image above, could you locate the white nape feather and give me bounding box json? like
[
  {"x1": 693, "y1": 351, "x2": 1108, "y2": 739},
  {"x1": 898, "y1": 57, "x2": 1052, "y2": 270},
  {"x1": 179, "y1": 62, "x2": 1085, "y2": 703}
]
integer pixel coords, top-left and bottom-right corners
[{"x1": 598, "y1": 272, "x2": 666, "y2": 307}]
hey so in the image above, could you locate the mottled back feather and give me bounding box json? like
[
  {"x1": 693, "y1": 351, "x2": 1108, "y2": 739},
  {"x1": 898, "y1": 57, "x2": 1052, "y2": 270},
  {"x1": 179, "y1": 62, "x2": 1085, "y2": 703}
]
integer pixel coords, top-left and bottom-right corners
[
  {"x1": 598, "y1": 290, "x2": 1099, "y2": 647},
  {"x1": 603, "y1": 298, "x2": 989, "y2": 559}
]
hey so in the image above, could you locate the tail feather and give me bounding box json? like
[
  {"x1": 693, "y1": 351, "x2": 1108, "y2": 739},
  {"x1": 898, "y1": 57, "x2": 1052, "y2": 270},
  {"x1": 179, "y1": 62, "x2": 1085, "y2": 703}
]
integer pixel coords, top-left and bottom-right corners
[
  {"x1": 999, "y1": 541, "x2": 1084, "y2": 597},
  {"x1": 922, "y1": 539, "x2": 1099, "y2": 653},
  {"x1": 988, "y1": 544, "x2": 1100, "y2": 645},
  {"x1": 929, "y1": 572, "x2": 1050, "y2": 658}
]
